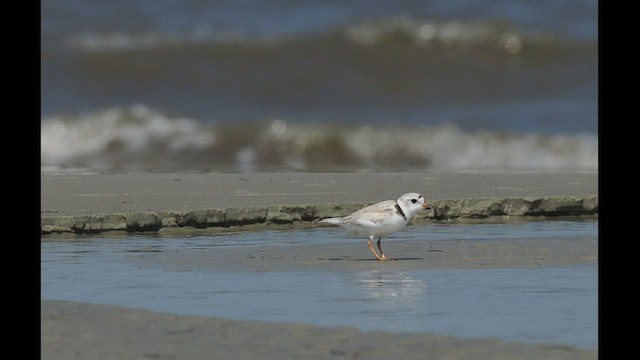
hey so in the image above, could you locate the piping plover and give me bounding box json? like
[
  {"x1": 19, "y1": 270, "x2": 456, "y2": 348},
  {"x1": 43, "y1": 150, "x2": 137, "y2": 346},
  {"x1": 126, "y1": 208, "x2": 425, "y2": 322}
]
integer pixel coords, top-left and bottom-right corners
[{"x1": 320, "y1": 193, "x2": 432, "y2": 261}]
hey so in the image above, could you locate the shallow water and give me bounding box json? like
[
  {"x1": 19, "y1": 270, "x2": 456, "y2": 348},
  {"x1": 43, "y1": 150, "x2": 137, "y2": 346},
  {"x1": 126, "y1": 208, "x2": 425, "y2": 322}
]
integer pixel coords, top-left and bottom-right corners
[{"x1": 41, "y1": 220, "x2": 597, "y2": 349}]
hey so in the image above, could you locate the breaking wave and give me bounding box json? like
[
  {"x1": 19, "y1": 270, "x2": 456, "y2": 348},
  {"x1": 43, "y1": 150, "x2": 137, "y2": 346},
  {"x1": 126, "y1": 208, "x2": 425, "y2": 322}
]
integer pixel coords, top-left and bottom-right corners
[
  {"x1": 65, "y1": 17, "x2": 561, "y2": 54},
  {"x1": 41, "y1": 105, "x2": 597, "y2": 172}
]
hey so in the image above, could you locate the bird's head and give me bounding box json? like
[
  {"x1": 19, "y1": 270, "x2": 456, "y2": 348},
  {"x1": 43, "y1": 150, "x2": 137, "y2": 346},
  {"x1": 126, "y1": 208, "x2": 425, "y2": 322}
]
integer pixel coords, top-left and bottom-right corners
[{"x1": 397, "y1": 193, "x2": 432, "y2": 216}]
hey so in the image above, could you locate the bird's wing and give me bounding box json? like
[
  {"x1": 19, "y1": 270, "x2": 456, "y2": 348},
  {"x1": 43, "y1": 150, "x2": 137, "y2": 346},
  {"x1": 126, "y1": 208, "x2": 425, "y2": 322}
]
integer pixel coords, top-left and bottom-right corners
[
  {"x1": 350, "y1": 200, "x2": 396, "y2": 216},
  {"x1": 346, "y1": 200, "x2": 398, "y2": 227}
]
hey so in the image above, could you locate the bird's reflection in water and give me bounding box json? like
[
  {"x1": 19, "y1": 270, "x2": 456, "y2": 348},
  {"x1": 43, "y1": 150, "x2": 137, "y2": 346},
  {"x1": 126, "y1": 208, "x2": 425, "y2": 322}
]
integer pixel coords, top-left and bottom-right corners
[{"x1": 355, "y1": 270, "x2": 427, "y2": 303}]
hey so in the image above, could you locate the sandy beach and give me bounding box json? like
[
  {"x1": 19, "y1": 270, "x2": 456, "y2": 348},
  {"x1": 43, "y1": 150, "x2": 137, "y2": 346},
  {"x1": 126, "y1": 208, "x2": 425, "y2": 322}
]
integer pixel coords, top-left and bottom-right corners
[
  {"x1": 42, "y1": 299, "x2": 596, "y2": 360},
  {"x1": 41, "y1": 170, "x2": 598, "y2": 359},
  {"x1": 41, "y1": 170, "x2": 597, "y2": 235}
]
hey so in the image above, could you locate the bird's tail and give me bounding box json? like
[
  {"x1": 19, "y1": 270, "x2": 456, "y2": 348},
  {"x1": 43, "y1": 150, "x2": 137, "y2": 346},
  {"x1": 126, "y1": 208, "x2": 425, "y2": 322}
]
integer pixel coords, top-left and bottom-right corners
[{"x1": 318, "y1": 217, "x2": 344, "y2": 225}]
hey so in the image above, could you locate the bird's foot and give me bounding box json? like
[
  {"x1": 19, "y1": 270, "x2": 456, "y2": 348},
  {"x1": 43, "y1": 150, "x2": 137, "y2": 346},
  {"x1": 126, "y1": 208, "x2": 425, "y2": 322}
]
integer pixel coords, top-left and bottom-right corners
[{"x1": 376, "y1": 253, "x2": 391, "y2": 261}]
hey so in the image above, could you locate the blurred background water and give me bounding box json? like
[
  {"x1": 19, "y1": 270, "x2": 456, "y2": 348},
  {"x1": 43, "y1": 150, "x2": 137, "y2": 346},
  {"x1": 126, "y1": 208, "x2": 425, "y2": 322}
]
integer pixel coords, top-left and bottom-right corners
[{"x1": 41, "y1": 0, "x2": 598, "y2": 172}]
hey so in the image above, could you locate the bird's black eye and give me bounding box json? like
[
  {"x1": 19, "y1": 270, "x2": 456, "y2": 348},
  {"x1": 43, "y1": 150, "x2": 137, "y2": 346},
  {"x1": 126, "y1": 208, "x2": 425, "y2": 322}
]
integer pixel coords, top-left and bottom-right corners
[{"x1": 411, "y1": 199, "x2": 417, "y2": 204}]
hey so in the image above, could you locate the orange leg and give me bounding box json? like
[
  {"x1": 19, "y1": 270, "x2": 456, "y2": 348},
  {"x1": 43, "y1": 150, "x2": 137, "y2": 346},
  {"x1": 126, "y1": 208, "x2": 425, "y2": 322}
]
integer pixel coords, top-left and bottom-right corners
[{"x1": 367, "y1": 236, "x2": 389, "y2": 261}]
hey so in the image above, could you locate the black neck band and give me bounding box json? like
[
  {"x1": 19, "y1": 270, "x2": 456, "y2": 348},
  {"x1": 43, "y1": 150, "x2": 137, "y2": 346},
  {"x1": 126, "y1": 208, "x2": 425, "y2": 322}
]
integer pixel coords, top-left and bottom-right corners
[{"x1": 395, "y1": 202, "x2": 407, "y2": 220}]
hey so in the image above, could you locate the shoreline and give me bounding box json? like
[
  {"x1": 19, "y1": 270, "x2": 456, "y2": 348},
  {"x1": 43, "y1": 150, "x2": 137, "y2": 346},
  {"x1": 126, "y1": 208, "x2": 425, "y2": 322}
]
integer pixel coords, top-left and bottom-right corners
[
  {"x1": 41, "y1": 171, "x2": 597, "y2": 235},
  {"x1": 41, "y1": 197, "x2": 598, "y2": 235},
  {"x1": 130, "y1": 234, "x2": 598, "y2": 273}
]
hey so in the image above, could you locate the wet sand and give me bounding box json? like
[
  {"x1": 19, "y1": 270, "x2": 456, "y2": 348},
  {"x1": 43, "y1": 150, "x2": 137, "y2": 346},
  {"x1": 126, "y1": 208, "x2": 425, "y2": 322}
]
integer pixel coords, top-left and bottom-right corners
[
  {"x1": 41, "y1": 170, "x2": 598, "y2": 359},
  {"x1": 132, "y1": 233, "x2": 598, "y2": 273},
  {"x1": 41, "y1": 170, "x2": 597, "y2": 216},
  {"x1": 42, "y1": 299, "x2": 596, "y2": 360}
]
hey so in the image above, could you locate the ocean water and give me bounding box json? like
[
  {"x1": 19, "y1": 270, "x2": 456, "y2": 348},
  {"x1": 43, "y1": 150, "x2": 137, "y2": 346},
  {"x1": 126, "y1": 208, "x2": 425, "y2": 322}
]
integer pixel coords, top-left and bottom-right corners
[
  {"x1": 41, "y1": 221, "x2": 598, "y2": 349},
  {"x1": 41, "y1": 0, "x2": 597, "y2": 172}
]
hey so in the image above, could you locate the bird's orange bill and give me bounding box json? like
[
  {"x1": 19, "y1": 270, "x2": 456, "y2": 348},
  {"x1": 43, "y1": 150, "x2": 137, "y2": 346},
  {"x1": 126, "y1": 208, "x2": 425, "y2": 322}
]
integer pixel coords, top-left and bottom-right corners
[{"x1": 423, "y1": 203, "x2": 432, "y2": 210}]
